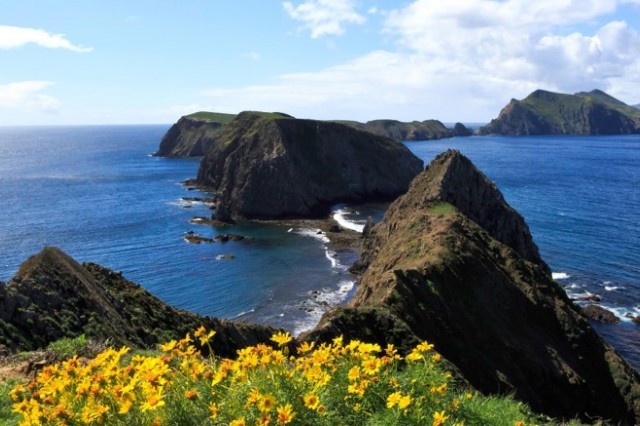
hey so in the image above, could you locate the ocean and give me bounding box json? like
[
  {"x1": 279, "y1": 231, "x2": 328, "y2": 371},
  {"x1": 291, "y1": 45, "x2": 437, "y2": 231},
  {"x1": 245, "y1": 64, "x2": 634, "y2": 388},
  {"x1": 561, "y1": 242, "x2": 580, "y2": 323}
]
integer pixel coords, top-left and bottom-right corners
[{"x1": 0, "y1": 126, "x2": 639, "y2": 369}]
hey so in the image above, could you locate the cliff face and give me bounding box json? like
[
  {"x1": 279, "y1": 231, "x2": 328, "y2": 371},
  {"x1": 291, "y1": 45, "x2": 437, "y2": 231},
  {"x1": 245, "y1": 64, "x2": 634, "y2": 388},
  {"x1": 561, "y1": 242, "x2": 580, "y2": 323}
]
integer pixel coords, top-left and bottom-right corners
[
  {"x1": 479, "y1": 89, "x2": 640, "y2": 135},
  {"x1": 155, "y1": 112, "x2": 236, "y2": 157},
  {"x1": 0, "y1": 247, "x2": 276, "y2": 358},
  {"x1": 339, "y1": 119, "x2": 472, "y2": 141},
  {"x1": 306, "y1": 150, "x2": 640, "y2": 423},
  {"x1": 197, "y1": 111, "x2": 424, "y2": 221}
]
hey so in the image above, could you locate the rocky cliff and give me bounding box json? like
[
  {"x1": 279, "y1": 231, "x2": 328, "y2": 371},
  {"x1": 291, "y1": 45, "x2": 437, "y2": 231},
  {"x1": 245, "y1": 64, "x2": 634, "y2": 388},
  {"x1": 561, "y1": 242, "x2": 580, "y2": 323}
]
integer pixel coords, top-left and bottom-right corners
[
  {"x1": 338, "y1": 119, "x2": 472, "y2": 141},
  {"x1": 479, "y1": 89, "x2": 640, "y2": 135},
  {"x1": 155, "y1": 112, "x2": 236, "y2": 157},
  {"x1": 305, "y1": 150, "x2": 640, "y2": 423},
  {"x1": 197, "y1": 111, "x2": 424, "y2": 221},
  {"x1": 0, "y1": 247, "x2": 276, "y2": 358}
]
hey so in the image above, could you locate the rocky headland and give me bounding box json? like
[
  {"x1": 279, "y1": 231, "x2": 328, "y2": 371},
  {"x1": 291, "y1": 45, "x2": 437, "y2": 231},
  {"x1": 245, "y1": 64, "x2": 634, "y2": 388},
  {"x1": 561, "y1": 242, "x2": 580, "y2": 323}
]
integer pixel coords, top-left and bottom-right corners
[
  {"x1": 337, "y1": 119, "x2": 472, "y2": 141},
  {"x1": 154, "y1": 111, "x2": 236, "y2": 157},
  {"x1": 479, "y1": 89, "x2": 640, "y2": 135},
  {"x1": 196, "y1": 111, "x2": 424, "y2": 221},
  {"x1": 303, "y1": 150, "x2": 640, "y2": 423},
  {"x1": 0, "y1": 247, "x2": 276, "y2": 358}
]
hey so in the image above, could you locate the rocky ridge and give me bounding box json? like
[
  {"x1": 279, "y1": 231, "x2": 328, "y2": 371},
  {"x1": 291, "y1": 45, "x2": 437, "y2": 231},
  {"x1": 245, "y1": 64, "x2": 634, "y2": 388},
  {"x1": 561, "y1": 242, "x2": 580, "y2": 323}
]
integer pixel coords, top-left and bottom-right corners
[
  {"x1": 155, "y1": 112, "x2": 236, "y2": 157},
  {"x1": 197, "y1": 111, "x2": 424, "y2": 221},
  {"x1": 0, "y1": 247, "x2": 276, "y2": 358},
  {"x1": 305, "y1": 150, "x2": 640, "y2": 423},
  {"x1": 479, "y1": 89, "x2": 640, "y2": 135},
  {"x1": 337, "y1": 119, "x2": 472, "y2": 141}
]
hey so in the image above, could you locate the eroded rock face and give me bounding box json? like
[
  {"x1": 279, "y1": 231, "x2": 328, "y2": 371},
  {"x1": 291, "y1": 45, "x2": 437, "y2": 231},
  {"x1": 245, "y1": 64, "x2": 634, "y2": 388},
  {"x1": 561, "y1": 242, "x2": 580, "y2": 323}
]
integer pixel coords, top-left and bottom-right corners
[
  {"x1": 0, "y1": 247, "x2": 276, "y2": 358},
  {"x1": 155, "y1": 112, "x2": 235, "y2": 157},
  {"x1": 307, "y1": 150, "x2": 640, "y2": 423},
  {"x1": 196, "y1": 111, "x2": 424, "y2": 221},
  {"x1": 479, "y1": 89, "x2": 640, "y2": 136}
]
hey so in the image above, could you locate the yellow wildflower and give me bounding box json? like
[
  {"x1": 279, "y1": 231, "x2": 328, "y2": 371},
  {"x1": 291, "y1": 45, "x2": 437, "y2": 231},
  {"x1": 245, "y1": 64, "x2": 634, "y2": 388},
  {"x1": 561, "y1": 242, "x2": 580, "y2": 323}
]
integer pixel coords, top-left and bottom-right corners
[
  {"x1": 184, "y1": 389, "x2": 199, "y2": 400},
  {"x1": 259, "y1": 394, "x2": 277, "y2": 413},
  {"x1": 159, "y1": 339, "x2": 178, "y2": 352},
  {"x1": 303, "y1": 392, "x2": 320, "y2": 410},
  {"x1": 348, "y1": 366, "x2": 361, "y2": 381},
  {"x1": 195, "y1": 325, "x2": 216, "y2": 346},
  {"x1": 406, "y1": 350, "x2": 424, "y2": 362},
  {"x1": 432, "y1": 353, "x2": 442, "y2": 362},
  {"x1": 398, "y1": 394, "x2": 412, "y2": 410},
  {"x1": 271, "y1": 331, "x2": 293, "y2": 347},
  {"x1": 298, "y1": 341, "x2": 315, "y2": 353},
  {"x1": 387, "y1": 391, "x2": 402, "y2": 408},
  {"x1": 209, "y1": 402, "x2": 219, "y2": 420},
  {"x1": 431, "y1": 383, "x2": 447, "y2": 394},
  {"x1": 515, "y1": 422, "x2": 526, "y2": 426},
  {"x1": 416, "y1": 341, "x2": 435, "y2": 352},
  {"x1": 433, "y1": 410, "x2": 449, "y2": 426},
  {"x1": 230, "y1": 418, "x2": 246, "y2": 426},
  {"x1": 276, "y1": 403, "x2": 296, "y2": 424}
]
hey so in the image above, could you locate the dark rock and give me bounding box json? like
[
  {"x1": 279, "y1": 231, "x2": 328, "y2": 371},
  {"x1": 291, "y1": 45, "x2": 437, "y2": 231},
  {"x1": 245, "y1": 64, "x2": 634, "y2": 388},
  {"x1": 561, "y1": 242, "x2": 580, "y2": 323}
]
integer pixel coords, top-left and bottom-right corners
[
  {"x1": 451, "y1": 122, "x2": 473, "y2": 136},
  {"x1": 573, "y1": 293, "x2": 602, "y2": 302},
  {"x1": 0, "y1": 247, "x2": 277, "y2": 358},
  {"x1": 155, "y1": 112, "x2": 236, "y2": 157},
  {"x1": 305, "y1": 150, "x2": 640, "y2": 424},
  {"x1": 184, "y1": 234, "x2": 214, "y2": 244},
  {"x1": 328, "y1": 224, "x2": 342, "y2": 233},
  {"x1": 197, "y1": 111, "x2": 424, "y2": 221},
  {"x1": 479, "y1": 89, "x2": 640, "y2": 136},
  {"x1": 581, "y1": 305, "x2": 620, "y2": 324}
]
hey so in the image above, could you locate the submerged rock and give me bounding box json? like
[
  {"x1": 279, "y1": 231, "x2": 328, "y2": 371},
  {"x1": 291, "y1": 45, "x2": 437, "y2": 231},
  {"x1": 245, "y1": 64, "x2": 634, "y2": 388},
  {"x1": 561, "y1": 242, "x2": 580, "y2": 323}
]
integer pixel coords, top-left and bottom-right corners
[
  {"x1": 581, "y1": 305, "x2": 620, "y2": 324},
  {"x1": 196, "y1": 111, "x2": 423, "y2": 221},
  {"x1": 306, "y1": 150, "x2": 640, "y2": 423},
  {"x1": 0, "y1": 247, "x2": 276, "y2": 358}
]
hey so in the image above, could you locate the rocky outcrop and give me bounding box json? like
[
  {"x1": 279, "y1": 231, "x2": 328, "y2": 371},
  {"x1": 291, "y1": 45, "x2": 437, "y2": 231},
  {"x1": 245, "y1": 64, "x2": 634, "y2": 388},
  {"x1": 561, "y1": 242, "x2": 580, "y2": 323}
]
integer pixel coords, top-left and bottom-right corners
[
  {"x1": 305, "y1": 150, "x2": 640, "y2": 423},
  {"x1": 479, "y1": 89, "x2": 640, "y2": 135},
  {"x1": 339, "y1": 119, "x2": 472, "y2": 141},
  {"x1": 197, "y1": 111, "x2": 424, "y2": 221},
  {"x1": 0, "y1": 247, "x2": 276, "y2": 358},
  {"x1": 155, "y1": 112, "x2": 236, "y2": 157}
]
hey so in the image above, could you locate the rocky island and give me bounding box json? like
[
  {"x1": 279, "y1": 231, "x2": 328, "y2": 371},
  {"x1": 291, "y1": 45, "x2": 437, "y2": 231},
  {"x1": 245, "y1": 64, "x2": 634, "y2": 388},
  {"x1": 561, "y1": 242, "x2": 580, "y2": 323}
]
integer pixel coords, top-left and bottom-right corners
[
  {"x1": 303, "y1": 150, "x2": 640, "y2": 423},
  {"x1": 196, "y1": 111, "x2": 424, "y2": 221},
  {"x1": 480, "y1": 89, "x2": 640, "y2": 135},
  {"x1": 155, "y1": 112, "x2": 472, "y2": 158}
]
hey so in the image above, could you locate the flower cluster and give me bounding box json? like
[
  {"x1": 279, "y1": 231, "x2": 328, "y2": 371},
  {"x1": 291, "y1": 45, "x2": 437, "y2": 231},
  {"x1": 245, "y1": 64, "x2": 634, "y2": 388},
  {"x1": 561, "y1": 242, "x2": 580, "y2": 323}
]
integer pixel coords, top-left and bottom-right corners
[{"x1": 11, "y1": 327, "x2": 536, "y2": 425}]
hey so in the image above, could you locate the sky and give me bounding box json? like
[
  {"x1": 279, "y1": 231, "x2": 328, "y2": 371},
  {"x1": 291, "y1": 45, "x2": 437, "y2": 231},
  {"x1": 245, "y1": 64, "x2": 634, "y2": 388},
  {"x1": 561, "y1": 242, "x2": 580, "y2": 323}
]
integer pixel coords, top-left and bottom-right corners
[{"x1": 2, "y1": 0, "x2": 640, "y2": 125}]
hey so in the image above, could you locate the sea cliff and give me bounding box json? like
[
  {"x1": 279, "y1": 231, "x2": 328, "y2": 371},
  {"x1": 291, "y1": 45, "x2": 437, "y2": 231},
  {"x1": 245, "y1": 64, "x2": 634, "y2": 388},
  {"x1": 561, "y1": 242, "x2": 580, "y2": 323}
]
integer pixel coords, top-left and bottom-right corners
[
  {"x1": 154, "y1": 112, "x2": 235, "y2": 157},
  {"x1": 196, "y1": 111, "x2": 424, "y2": 221}
]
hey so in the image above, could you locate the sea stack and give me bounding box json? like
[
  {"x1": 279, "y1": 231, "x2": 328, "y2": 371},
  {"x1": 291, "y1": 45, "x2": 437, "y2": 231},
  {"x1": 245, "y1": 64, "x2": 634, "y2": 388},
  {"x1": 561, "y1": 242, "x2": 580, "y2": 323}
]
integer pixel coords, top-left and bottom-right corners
[
  {"x1": 305, "y1": 150, "x2": 640, "y2": 423},
  {"x1": 196, "y1": 111, "x2": 424, "y2": 221}
]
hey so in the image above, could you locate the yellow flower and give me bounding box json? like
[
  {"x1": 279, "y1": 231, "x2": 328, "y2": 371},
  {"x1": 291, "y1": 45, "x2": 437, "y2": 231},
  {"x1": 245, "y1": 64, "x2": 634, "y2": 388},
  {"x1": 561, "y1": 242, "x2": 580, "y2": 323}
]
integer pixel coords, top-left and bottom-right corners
[
  {"x1": 405, "y1": 350, "x2": 424, "y2": 362},
  {"x1": 118, "y1": 399, "x2": 134, "y2": 414},
  {"x1": 431, "y1": 383, "x2": 447, "y2": 395},
  {"x1": 303, "y1": 392, "x2": 320, "y2": 410},
  {"x1": 230, "y1": 418, "x2": 246, "y2": 426},
  {"x1": 465, "y1": 392, "x2": 473, "y2": 399},
  {"x1": 259, "y1": 394, "x2": 277, "y2": 413},
  {"x1": 398, "y1": 394, "x2": 412, "y2": 410},
  {"x1": 387, "y1": 391, "x2": 402, "y2": 408},
  {"x1": 433, "y1": 410, "x2": 449, "y2": 426},
  {"x1": 298, "y1": 341, "x2": 315, "y2": 354},
  {"x1": 184, "y1": 389, "x2": 199, "y2": 400},
  {"x1": 271, "y1": 331, "x2": 293, "y2": 347},
  {"x1": 276, "y1": 403, "x2": 296, "y2": 424},
  {"x1": 416, "y1": 341, "x2": 434, "y2": 352},
  {"x1": 514, "y1": 422, "x2": 526, "y2": 426},
  {"x1": 159, "y1": 339, "x2": 178, "y2": 352},
  {"x1": 141, "y1": 392, "x2": 166, "y2": 412},
  {"x1": 209, "y1": 402, "x2": 219, "y2": 420},
  {"x1": 195, "y1": 325, "x2": 216, "y2": 346},
  {"x1": 348, "y1": 366, "x2": 361, "y2": 381},
  {"x1": 432, "y1": 353, "x2": 442, "y2": 362}
]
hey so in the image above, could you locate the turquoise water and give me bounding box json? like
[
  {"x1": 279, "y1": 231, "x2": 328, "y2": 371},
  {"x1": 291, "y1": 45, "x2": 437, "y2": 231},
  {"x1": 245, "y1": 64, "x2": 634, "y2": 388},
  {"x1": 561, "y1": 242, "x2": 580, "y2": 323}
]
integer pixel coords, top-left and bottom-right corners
[{"x1": 0, "y1": 127, "x2": 639, "y2": 368}]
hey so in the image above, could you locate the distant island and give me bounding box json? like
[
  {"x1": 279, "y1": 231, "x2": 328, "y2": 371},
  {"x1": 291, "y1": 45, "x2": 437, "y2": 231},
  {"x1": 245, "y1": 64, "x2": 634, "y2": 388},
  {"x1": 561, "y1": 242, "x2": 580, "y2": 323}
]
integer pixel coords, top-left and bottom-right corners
[
  {"x1": 479, "y1": 89, "x2": 640, "y2": 135},
  {"x1": 155, "y1": 112, "x2": 472, "y2": 158}
]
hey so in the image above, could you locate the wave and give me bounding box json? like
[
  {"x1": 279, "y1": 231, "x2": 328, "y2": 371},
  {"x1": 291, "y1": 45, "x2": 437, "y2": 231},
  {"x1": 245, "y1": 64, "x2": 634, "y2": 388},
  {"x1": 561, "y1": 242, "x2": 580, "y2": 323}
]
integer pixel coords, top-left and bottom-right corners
[
  {"x1": 552, "y1": 272, "x2": 571, "y2": 280},
  {"x1": 287, "y1": 227, "x2": 330, "y2": 243},
  {"x1": 332, "y1": 208, "x2": 365, "y2": 233},
  {"x1": 292, "y1": 280, "x2": 355, "y2": 336}
]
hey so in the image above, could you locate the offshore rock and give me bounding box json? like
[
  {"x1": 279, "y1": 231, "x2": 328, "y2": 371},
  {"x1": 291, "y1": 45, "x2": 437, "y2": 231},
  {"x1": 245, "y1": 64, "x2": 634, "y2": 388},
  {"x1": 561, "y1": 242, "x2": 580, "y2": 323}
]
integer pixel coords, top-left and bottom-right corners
[
  {"x1": 197, "y1": 111, "x2": 423, "y2": 221},
  {"x1": 340, "y1": 119, "x2": 472, "y2": 141},
  {"x1": 0, "y1": 247, "x2": 276, "y2": 358},
  {"x1": 307, "y1": 150, "x2": 640, "y2": 423},
  {"x1": 479, "y1": 89, "x2": 640, "y2": 135},
  {"x1": 155, "y1": 112, "x2": 236, "y2": 157}
]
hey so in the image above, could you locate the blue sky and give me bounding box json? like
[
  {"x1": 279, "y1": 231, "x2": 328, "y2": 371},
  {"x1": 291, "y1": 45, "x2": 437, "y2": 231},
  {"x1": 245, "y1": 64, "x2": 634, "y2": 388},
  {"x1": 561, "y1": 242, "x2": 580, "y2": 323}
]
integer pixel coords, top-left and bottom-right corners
[{"x1": 2, "y1": 0, "x2": 640, "y2": 125}]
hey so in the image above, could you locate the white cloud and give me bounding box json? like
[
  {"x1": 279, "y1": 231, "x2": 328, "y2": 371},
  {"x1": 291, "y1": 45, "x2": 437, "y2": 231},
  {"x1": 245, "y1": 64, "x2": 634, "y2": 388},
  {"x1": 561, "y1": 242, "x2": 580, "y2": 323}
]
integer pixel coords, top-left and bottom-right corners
[
  {"x1": 204, "y1": 0, "x2": 640, "y2": 122},
  {"x1": 283, "y1": 0, "x2": 365, "y2": 38},
  {"x1": 0, "y1": 81, "x2": 60, "y2": 112},
  {"x1": 0, "y1": 25, "x2": 92, "y2": 52}
]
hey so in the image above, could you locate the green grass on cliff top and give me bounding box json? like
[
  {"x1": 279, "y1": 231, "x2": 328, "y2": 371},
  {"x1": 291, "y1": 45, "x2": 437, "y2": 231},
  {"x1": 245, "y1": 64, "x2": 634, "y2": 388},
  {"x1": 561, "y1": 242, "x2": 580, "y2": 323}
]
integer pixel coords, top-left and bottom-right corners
[{"x1": 185, "y1": 111, "x2": 236, "y2": 124}]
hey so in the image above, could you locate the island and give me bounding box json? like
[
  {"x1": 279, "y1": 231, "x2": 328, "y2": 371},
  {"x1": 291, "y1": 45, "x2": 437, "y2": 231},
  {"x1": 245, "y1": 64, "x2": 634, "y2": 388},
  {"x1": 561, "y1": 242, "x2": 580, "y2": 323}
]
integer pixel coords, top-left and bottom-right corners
[{"x1": 479, "y1": 89, "x2": 640, "y2": 135}]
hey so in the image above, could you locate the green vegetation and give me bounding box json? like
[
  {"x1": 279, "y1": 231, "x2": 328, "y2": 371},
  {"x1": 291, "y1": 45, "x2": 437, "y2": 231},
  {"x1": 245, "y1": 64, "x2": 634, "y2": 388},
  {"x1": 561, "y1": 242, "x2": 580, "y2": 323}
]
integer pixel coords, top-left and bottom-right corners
[
  {"x1": 427, "y1": 202, "x2": 455, "y2": 216},
  {"x1": 0, "y1": 378, "x2": 23, "y2": 426},
  {"x1": 46, "y1": 334, "x2": 89, "y2": 359},
  {"x1": 185, "y1": 111, "x2": 236, "y2": 124},
  {"x1": 6, "y1": 328, "x2": 563, "y2": 425}
]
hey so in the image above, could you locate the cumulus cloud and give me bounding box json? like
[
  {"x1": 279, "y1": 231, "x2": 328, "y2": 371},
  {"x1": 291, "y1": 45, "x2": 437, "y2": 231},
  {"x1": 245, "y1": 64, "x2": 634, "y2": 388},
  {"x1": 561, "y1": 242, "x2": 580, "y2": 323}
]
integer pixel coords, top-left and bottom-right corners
[
  {"x1": 0, "y1": 81, "x2": 60, "y2": 112},
  {"x1": 283, "y1": 0, "x2": 365, "y2": 38},
  {"x1": 0, "y1": 25, "x2": 92, "y2": 52},
  {"x1": 206, "y1": 0, "x2": 640, "y2": 121}
]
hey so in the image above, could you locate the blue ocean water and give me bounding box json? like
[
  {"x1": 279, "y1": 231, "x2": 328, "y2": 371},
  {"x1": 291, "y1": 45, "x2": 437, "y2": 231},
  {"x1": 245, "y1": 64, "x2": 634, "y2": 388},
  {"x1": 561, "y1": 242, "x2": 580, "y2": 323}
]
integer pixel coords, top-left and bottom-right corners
[{"x1": 0, "y1": 127, "x2": 639, "y2": 368}]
